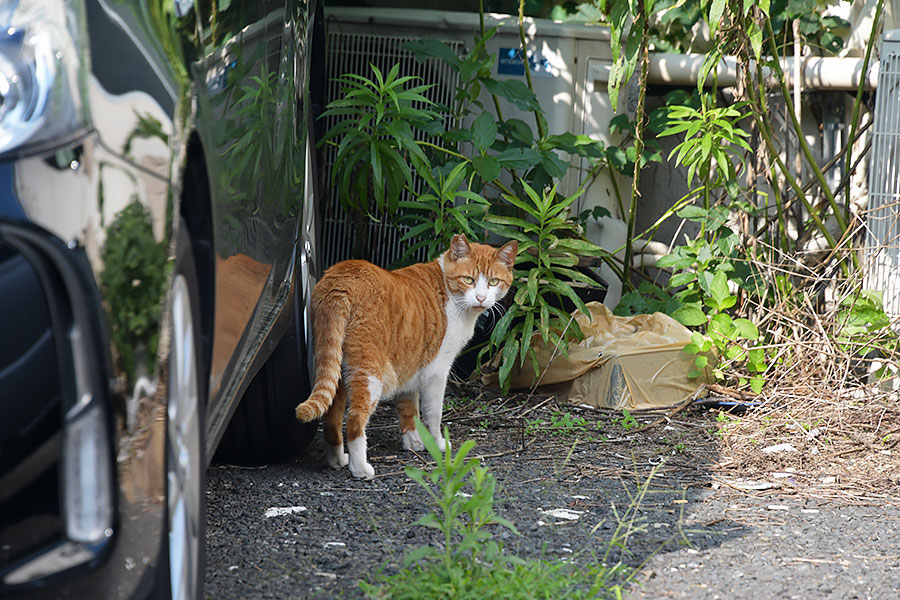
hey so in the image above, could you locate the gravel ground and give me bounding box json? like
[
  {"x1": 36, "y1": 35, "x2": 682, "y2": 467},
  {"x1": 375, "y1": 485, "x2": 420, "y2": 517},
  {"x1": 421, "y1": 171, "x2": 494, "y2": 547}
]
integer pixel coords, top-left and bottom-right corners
[{"x1": 205, "y1": 383, "x2": 900, "y2": 599}]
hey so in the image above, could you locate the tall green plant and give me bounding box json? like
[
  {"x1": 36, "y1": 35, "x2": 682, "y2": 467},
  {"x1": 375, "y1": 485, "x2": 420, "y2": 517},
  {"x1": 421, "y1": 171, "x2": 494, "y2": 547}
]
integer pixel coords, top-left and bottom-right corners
[
  {"x1": 617, "y1": 205, "x2": 768, "y2": 392},
  {"x1": 319, "y1": 63, "x2": 439, "y2": 216},
  {"x1": 404, "y1": 420, "x2": 516, "y2": 572},
  {"x1": 398, "y1": 162, "x2": 490, "y2": 261},
  {"x1": 483, "y1": 183, "x2": 608, "y2": 391},
  {"x1": 659, "y1": 95, "x2": 751, "y2": 217},
  {"x1": 100, "y1": 202, "x2": 168, "y2": 384},
  {"x1": 362, "y1": 420, "x2": 632, "y2": 599}
]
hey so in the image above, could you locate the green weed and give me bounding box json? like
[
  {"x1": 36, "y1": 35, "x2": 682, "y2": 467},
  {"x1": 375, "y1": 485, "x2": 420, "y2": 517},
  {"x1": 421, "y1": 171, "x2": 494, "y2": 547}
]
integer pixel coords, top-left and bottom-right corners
[
  {"x1": 618, "y1": 409, "x2": 638, "y2": 431},
  {"x1": 361, "y1": 420, "x2": 631, "y2": 599}
]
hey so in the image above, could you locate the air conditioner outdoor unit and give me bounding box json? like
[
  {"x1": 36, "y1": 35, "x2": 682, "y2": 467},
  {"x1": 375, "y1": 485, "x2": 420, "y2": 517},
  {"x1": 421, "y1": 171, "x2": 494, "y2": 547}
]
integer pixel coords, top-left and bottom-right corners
[
  {"x1": 322, "y1": 7, "x2": 625, "y2": 304},
  {"x1": 865, "y1": 28, "x2": 900, "y2": 321}
]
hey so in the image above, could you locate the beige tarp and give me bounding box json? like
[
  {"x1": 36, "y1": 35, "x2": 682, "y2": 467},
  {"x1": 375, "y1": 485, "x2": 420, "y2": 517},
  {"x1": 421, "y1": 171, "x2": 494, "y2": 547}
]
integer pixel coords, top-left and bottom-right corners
[{"x1": 485, "y1": 302, "x2": 709, "y2": 410}]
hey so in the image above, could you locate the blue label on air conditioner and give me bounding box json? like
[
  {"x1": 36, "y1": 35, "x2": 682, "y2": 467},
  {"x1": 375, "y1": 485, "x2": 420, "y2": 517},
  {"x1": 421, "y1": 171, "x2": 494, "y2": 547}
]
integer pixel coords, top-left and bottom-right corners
[
  {"x1": 498, "y1": 47, "x2": 526, "y2": 76},
  {"x1": 497, "y1": 47, "x2": 555, "y2": 78}
]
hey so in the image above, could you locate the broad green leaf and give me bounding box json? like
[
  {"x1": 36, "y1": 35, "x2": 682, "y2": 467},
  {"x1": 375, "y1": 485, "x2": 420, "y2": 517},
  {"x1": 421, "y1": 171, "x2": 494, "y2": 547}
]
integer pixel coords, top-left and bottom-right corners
[
  {"x1": 540, "y1": 150, "x2": 568, "y2": 178},
  {"x1": 472, "y1": 112, "x2": 498, "y2": 154},
  {"x1": 605, "y1": 146, "x2": 629, "y2": 173},
  {"x1": 500, "y1": 119, "x2": 534, "y2": 145},
  {"x1": 732, "y1": 318, "x2": 759, "y2": 340},
  {"x1": 657, "y1": 255, "x2": 695, "y2": 270},
  {"x1": 672, "y1": 306, "x2": 708, "y2": 327},
  {"x1": 709, "y1": 270, "x2": 734, "y2": 310},
  {"x1": 709, "y1": 312, "x2": 734, "y2": 336},
  {"x1": 483, "y1": 78, "x2": 540, "y2": 111},
  {"x1": 676, "y1": 205, "x2": 708, "y2": 220},
  {"x1": 496, "y1": 147, "x2": 542, "y2": 170},
  {"x1": 669, "y1": 271, "x2": 697, "y2": 288},
  {"x1": 750, "y1": 376, "x2": 764, "y2": 394},
  {"x1": 472, "y1": 155, "x2": 501, "y2": 181},
  {"x1": 748, "y1": 347, "x2": 766, "y2": 372},
  {"x1": 725, "y1": 345, "x2": 745, "y2": 361}
]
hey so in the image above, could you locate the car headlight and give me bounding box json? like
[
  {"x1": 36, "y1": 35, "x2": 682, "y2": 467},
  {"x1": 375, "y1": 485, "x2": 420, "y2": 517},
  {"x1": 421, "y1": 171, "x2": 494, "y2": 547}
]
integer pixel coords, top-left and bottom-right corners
[{"x1": 0, "y1": 0, "x2": 89, "y2": 158}]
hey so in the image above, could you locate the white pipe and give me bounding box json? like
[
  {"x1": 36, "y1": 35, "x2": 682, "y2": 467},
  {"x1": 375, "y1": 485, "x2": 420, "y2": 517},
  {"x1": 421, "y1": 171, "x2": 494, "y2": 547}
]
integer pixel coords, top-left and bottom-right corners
[{"x1": 645, "y1": 54, "x2": 879, "y2": 90}]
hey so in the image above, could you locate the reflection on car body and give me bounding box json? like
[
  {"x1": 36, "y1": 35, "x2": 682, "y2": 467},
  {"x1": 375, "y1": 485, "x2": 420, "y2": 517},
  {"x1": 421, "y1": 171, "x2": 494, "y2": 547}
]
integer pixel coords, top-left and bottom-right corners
[{"x1": 0, "y1": 0, "x2": 323, "y2": 597}]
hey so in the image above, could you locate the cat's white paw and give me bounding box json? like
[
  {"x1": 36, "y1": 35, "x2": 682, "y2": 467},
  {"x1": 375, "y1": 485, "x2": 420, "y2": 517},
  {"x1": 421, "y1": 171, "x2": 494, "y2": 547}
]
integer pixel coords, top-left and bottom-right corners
[
  {"x1": 349, "y1": 461, "x2": 376, "y2": 480},
  {"x1": 402, "y1": 429, "x2": 425, "y2": 451},
  {"x1": 347, "y1": 437, "x2": 374, "y2": 480},
  {"x1": 434, "y1": 434, "x2": 448, "y2": 453},
  {"x1": 325, "y1": 445, "x2": 349, "y2": 469}
]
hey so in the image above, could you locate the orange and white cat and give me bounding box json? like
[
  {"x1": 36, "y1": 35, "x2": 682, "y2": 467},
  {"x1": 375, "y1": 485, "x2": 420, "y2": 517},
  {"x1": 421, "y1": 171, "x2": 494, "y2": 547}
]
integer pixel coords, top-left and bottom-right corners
[{"x1": 294, "y1": 234, "x2": 517, "y2": 479}]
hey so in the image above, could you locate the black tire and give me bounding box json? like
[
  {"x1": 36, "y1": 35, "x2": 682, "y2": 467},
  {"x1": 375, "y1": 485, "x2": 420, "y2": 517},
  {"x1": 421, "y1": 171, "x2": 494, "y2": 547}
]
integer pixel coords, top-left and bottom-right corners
[
  {"x1": 160, "y1": 219, "x2": 206, "y2": 600},
  {"x1": 214, "y1": 316, "x2": 318, "y2": 465}
]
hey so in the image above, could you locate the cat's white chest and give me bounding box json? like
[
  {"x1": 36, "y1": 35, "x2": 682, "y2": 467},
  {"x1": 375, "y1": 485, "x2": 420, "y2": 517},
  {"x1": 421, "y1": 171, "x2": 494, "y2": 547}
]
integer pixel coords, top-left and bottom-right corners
[
  {"x1": 440, "y1": 301, "x2": 480, "y2": 360},
  {"x1": 402, "y1": 300, "x2": 478, "y2": 390}
]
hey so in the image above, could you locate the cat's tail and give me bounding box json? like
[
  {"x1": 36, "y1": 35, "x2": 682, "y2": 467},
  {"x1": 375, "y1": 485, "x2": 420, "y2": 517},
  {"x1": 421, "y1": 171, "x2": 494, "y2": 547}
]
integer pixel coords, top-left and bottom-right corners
[{"x1": 294, "y1": 295, "x2": 349, "y2": 422}]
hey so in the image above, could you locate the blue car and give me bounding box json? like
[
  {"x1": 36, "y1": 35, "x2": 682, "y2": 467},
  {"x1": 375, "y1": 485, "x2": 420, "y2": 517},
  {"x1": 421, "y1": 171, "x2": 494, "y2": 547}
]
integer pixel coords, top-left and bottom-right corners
[{"x1": 0, "y1": 0, "x2": 324, "y2": 597}]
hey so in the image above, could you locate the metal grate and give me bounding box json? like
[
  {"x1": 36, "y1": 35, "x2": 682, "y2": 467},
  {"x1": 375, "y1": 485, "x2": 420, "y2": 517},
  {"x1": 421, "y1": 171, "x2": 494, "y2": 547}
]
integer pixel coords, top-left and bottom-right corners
[
  {"x1": 865, "y1": 30, "x2": 900, "y2": 320},
  {"x1": 322, "y1": 29, "x2": 464, "y2": 269}
]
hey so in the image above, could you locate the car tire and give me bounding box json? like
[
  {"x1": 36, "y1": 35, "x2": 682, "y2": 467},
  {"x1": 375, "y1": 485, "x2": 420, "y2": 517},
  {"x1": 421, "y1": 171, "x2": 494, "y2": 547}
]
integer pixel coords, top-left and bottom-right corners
[
  {"x1": 215, "y1": 317, "x2": 318, "y2": 465},
  {"x1": 161, "y1": 219, "x2": 206, "y2": 600}
]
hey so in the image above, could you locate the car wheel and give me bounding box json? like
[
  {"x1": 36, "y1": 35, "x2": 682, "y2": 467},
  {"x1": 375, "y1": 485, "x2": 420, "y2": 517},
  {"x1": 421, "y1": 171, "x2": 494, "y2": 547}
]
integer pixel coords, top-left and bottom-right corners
[
  {"x1": 215, "y1": 322, "x2": 318, "y2": 465},
  {"x1": 163, "y1": 219, "x2": 206, "y2": 600}
]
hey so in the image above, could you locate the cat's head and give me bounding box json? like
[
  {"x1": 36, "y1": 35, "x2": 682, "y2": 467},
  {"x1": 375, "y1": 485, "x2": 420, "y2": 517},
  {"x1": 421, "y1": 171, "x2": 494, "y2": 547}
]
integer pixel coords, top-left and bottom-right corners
[{"x1": 442, "y1": 234, "x2": 517, "y2": 313}]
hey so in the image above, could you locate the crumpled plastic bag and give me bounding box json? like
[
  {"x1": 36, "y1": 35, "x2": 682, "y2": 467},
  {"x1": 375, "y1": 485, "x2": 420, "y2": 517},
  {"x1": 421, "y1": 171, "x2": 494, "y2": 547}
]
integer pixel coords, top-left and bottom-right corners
[{"x1": 484, "y1": 302, "x2": 709, "y2": 410}]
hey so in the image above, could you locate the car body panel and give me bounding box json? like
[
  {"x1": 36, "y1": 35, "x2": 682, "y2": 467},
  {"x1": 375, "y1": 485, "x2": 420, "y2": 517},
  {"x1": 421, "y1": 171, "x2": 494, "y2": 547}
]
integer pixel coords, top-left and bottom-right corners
[{"x1": 0, "y1": 0, "x2": 317, "y2": 596}]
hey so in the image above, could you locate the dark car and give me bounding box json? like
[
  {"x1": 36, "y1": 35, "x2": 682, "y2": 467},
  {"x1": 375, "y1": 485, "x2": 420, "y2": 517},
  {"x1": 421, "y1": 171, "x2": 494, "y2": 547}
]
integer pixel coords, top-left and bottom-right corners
[{"x1": 0, "y1": 0, "x2": 324, "y2": 597}]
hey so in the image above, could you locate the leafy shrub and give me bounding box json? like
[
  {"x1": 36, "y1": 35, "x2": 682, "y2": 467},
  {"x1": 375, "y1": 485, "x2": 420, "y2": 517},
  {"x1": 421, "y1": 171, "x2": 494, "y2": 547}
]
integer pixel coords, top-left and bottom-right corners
[
  {"x1": 482, "y1": 182, "x2": 607, "y2": 390},
  {"x1": 100, "y1": 201, "x2": 168, "y2": 384}
]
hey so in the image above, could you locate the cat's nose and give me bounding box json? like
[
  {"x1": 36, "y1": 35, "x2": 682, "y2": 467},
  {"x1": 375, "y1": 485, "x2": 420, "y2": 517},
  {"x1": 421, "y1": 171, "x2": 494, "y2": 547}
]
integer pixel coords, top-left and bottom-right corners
[{"x1": 476, "y1": 294, "x2": 486, "y2": 303}]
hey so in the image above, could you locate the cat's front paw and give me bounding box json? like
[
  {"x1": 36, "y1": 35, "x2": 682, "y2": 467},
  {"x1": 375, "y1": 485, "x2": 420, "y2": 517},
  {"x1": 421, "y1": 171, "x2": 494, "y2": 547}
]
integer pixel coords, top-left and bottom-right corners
[
  {"x1": 402, "y1": 429, "x2": 425, "y2": 452},
  {"x1": 433, "y1": 434, "x2": 448, "y2": 453},
  {"x1": 349, "y1": 461, "x2": 376, "y2": 480},
  {"x1": 325, "y1": 444, "x2": 349, "y2": 469}
]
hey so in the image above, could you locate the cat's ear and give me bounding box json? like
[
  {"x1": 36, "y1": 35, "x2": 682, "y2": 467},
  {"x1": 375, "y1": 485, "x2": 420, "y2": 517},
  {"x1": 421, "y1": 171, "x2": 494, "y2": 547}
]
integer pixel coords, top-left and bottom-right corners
[
  {"x1": 449, "y1": 234, "x2": 471, "y2": 261},
  {"x1": 496, "y1": 240, "x2": 518, "y2": 269}
]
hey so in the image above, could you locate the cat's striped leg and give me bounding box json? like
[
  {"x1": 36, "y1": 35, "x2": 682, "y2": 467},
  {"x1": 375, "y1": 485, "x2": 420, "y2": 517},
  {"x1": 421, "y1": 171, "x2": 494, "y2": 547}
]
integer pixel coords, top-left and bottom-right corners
[
  {"x1": 345, "y1": 373, "x2": 381, "y2": 480},
  {"x1": 322, "y1": 382, "x2": 348, "y2": 468},
  {"x1": 396, "y1": 393, "x2": 424, "y2": 451}
]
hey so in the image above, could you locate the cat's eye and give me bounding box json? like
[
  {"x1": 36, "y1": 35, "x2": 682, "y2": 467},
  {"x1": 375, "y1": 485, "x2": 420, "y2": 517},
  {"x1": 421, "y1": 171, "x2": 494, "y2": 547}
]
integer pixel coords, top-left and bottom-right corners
[
  {"x1": 488, "y1": 278, "x2": 499, "y2": 286},
  {"x1": 461, "y1": 276, "x2": 475, "y2": 285}
]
